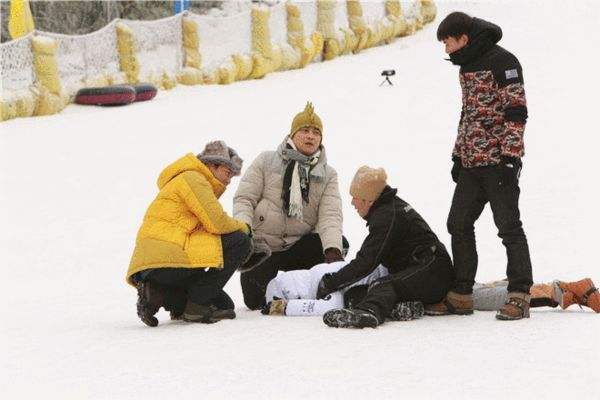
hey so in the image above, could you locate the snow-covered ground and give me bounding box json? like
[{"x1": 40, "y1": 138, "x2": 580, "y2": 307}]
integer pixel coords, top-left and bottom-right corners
[{"x1": 2, "y1": 1, "x2": 600, "y2": 398}]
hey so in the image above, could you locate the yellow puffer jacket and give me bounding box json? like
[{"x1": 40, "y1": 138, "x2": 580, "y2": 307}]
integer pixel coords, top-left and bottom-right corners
[{"x1": 126, "y1": 153, "x2": 249, "y2": 286}]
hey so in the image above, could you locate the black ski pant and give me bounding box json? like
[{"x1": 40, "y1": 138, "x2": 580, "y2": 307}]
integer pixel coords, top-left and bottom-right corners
[
  {"x1": 356, "y1": 244, "x2": 454, "y2": 322},
  {"x1": 240, "y1": 233, "x2": 349, "y2": 310},
  {"x1": 139, "y1": 231, "x2": 251, "y2": 308},
  {"x1": 447, "y1": 165, "x2": 533, "y2": 295}
]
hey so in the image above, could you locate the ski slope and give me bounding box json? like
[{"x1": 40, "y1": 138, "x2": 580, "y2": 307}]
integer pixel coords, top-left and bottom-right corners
[{"x1": 2, "y1": 1, "x2": 599, "y2": 398}]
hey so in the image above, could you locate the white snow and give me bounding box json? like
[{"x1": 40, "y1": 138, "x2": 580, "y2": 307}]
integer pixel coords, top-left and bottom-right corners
[{"x1": 2, "y1": 1, "x2": 600, "y2": 399}]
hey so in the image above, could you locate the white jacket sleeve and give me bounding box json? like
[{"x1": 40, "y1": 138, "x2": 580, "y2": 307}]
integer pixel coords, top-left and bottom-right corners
[
  {"x1": 285, "y1": 292, "x2": 344, "y2": 316},
  {"x1": 233, "y1": 152, "x2": 266, "y2": 226}
]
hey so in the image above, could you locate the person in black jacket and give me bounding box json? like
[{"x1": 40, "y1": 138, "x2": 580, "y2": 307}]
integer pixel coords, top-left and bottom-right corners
[
  {"x1": 430, "y1": 12, "x2": 534, "y2": 321},
  {"x1": 317, "y1": 166, "x2": 454, "y2": 328}
]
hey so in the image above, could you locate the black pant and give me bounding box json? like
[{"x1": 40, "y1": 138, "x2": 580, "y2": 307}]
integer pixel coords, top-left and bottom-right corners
[
  {"x1": 447, "y1": 166, "x2": 533, "y2": 294},
  {"x1": 240, "y1": 233, "x2": 349, "y2": 310},
  {"x1": 357, "y1": 244, "x2": 454, "y2": 322},
  {"x1": 141, "y1": 231, "x2": 251, "y2": 307}
]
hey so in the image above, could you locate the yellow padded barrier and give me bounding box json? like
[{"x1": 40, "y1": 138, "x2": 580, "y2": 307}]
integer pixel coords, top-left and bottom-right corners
[
  {"x1": 280, "y1": 43, "x2": 301, "y2": 70},
  {"x1": 421, "y1": 0, "x2": 437, "y2": 23},
  {"x1": 31, "y1": 36, "x2": 62, "y2": 95},
  {"x1": 182, "y1": 17, "x2": 201, "y2": 69},
  {"x1": 0, "y1": 89, "x2": 36, "y2": 121},
  {"x1": 162, "y1": 71, "x2": 177, "y2": 89},
  {"x1": 341, "y1": 28, "x2": 359, "y2": 54},
  {"x1": 249, "y1": 53, "x2": 271, "y2": 79},
  {"x1": 347, "y1": 0, "x2": 369, "y2": 52},
  {"x1": 232, "y1": 54, "x2": 253, "y2": 80},
  {"x1": 177, "y1": 66, "x2": 203, "y2": 85},
  {"x1": 286, "y1": 3, "x2": 304, "y2": 50},
  {"x1": 285, "y1": 3, "x2": 320, "y2": 69},
  {"x1": 218, "y1": 60, "x2": 237, "y2": 85},
  {"x1": 233, "y1": 54, "x2": 254, "y2": 80},
  {"x1": 252, "y1": 7, "x2": 273, "y2": 61},
  {"x1": 116, "y1": 23, "x2": 140, "y2": 84},
  {"x1": 270, "y1": 44, "x2": 284, "y2": 71},
  {"x1": 34, "y1": 85, "x2": 67, "y2": 116},
  {"x1": 311, "y1": 32, "x2": 324, "y2": 59},
  {"x1": 386, "y1": 0, "x2": 401, "y2": 17},
  {"x1": 317, "y1": 0, "x2": 340, "y2": 60}
]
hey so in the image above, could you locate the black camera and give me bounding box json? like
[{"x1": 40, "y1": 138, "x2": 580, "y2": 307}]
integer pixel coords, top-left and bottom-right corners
[{"x1": 381, "y1": 69, "x2": 396, "y2": 76}]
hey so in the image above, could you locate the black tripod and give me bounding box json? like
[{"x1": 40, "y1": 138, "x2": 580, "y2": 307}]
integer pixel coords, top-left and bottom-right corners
[{"x1": 379, "y1": 69, "x2": 395, "y2": 86}]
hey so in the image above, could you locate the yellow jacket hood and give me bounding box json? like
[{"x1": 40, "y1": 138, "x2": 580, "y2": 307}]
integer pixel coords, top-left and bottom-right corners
[{"x1": 157, "y1": 153, "x2": 225, "y2": 198}]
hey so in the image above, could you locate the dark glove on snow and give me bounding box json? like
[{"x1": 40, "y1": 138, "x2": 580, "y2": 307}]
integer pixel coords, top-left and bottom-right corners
[
  {"x1": 324, "y1": 248, "x2": 344, "y2": 263},
  {"x1": 499, "y1": 156, "x2": 522, "y2": 187},
  {"x1": 451, "y1": 156, "x2": 462, "y2": 183},
  {"x1": 316, "y1": 273, "x2": 338, "y2": 300}
]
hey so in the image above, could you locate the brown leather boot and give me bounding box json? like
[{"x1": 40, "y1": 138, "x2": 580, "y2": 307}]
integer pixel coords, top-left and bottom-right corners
[
  {"x1": 558, "y1": 278, "x2": 600, "y2": 313},
  {"x1": 425, "y1": 291, "x2": 473, "y2": 316},
  {"x1": 496, "y1": 292, "x2": 530, "y2": 320},
  {"x1": 529, "y1": 283, "x2": 559, "y2": 308},
  {"x1": 136, "y1": 281, "x2": 167, "y2": 327},
  {"x1": 183, "y1": 301, "x2": 236, "y2": 323}
]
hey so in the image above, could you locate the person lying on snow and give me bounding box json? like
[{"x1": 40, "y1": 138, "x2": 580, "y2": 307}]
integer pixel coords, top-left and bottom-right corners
[
  {"x1": 262, "y1": 261, "x2": 424, "y2": 321},
  {"x1": 262, "y1": 260, "x2": 599, "y2": 319},
  {"x1": 126, "y1": 141, "x2": 253, "y2": 327},
  {"x1": 314, "y1": 166, "x2": 455, "y2": 328}
]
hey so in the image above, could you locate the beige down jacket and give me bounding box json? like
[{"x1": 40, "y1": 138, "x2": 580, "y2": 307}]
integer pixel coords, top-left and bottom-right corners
[{"x1": 233, "y1": 142, "x2": 343, "y2": 253}]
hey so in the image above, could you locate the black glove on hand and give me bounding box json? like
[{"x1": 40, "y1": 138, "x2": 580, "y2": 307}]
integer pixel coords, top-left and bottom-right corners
[
  {"x1": 499, "y1": 156, "x2": 522, "y2": 187},
  {"x1": 316, "y1": 273, "x2": 337, "y2": 300},
  {"x1": 451, "y1": 157, "x2": 462, "y2": 183},
  {"x1": 324, "y1": 248, "x2": 344, "y2": 263}
]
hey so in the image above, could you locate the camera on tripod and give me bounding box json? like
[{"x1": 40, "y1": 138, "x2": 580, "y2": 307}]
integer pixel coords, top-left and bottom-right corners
[{"x1": 380, "y1": 69, "x2": 396, "y2": 86}]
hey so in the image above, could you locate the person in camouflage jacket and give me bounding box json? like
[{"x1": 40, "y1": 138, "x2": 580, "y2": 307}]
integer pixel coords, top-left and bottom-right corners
[{"x1": 433, "y1": 12, "x2": 534, "y2": 321}]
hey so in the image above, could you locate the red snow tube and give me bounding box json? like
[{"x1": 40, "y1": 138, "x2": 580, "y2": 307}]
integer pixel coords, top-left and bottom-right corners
[
  {"x1": 75, "y1": 85, "x2": 136, "y2": 106},
  {"x1": 133, "y1": 83, "x2": 157, "y2": 102}
]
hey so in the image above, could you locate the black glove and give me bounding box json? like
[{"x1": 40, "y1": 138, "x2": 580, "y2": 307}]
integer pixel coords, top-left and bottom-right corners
[
  {"x1": 451, "y1": 156, "x2": 462, "y2": 183},
  {"x1": 316, "y1": 273, "x2": 337, "y2": 300},
  {"x1": 324, "y1": 248, "x2": 344, "y2": 263},
  {"x1": 499, "y1": 156, "x2": 522, "y2": 187}
]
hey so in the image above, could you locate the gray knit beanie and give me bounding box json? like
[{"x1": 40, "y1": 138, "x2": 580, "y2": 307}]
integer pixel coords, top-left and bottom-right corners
[{"x1": 197, "y1": 140, "x2": 243, "y2": 176}]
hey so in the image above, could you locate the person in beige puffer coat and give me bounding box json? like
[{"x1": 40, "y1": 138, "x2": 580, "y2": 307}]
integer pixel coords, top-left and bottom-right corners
[{"x1": 234, "y1": 102, "x2": 347, "y2": 310}]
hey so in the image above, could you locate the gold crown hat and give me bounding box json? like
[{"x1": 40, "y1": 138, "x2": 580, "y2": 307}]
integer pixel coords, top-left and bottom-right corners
[
  {"x1": 350, "y1": 166, "x2": 388, "y2": 202},
  {"x1": 289, "y1": 101, "x2": 323, "y2": 137}
]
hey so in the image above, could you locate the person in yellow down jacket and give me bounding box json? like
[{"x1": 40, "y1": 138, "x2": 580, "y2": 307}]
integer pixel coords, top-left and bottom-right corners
[{"x1": 126, "y1": 141, "x2": 252, "y2": 327}]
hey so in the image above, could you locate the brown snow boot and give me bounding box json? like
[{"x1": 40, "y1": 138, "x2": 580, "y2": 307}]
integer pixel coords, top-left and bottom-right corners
[
  {"x1": 182, "y1": 301, "x2": 236, "y2": 323},
  {"x1": 136, "y1": 281, "x2": 167, "y2": 327},
  {"x1": 424, "y1": 291, "x2": 473, "y2": 316},
  {"x1": 496, "y1": 292, "x2": 530, "y2": 320},
  {"x1": 558, "y1": 278, "x2": 600, "y2": 313},
  {"x1": 529, "y1": 283, "x2": 559, "y2": 308}
]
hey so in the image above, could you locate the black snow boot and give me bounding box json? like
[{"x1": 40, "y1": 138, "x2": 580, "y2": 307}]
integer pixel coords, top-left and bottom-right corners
[
  {"x1": 323, "y1": 308, "x2": 380, "y2": 329},
  {"x1": 389, "y1": 301, "x2": 425, "y2": 321},
  {"x1": 182, "y1": 301, "x2": 236, "y2": 323},
  {"x1": 136, "y1": 281, "x2": 166, "y2": 327}
]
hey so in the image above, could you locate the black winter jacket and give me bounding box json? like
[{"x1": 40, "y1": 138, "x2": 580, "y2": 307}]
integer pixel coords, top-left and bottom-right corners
[
  {"x1": 327, "y1": 186, "x2": 441, "y2": 290},
  {"x1": 450, "y1": 18, "x2": 528, "y2": 168}
]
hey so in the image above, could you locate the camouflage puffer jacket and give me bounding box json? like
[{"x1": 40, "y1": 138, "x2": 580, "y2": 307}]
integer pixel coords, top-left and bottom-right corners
[{"x1": 450, "y1": 18, "x2": 528, "y2": 168}]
